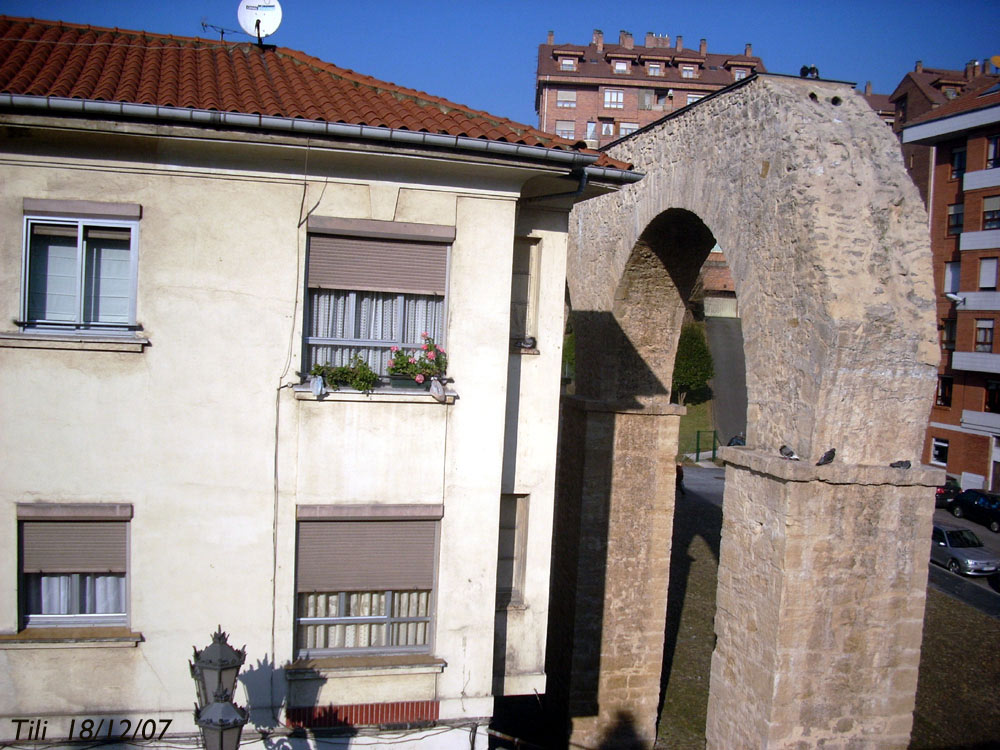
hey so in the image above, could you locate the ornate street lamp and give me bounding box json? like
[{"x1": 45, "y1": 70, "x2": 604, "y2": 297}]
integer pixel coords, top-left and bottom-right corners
[{"x1": 190, "y1": 627, "x2": 249, "y2": 750}]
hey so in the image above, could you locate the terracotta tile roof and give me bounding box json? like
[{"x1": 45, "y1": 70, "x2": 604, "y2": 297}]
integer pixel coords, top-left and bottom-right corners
[
  {"x1": 0, "y1": 15, "x2": 632, "y2": 171},
  {"x1": 905, "y1": 75, "x2": 1000, "y2": 126}
]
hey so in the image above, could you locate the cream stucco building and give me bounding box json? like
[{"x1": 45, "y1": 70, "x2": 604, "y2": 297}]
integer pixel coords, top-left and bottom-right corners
[{"x1": 0, "y1": 16, "x2": 638, "y2": 748}]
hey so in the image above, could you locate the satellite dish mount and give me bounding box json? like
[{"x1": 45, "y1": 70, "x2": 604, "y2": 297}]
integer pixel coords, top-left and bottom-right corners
[{"x1": 237, "y1": 1, "x2": 283, "y2": 47}]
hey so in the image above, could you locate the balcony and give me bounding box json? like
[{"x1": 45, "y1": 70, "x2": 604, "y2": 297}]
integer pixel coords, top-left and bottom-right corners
[
  {"x1": 960, "y1": 229, "x2": 1000, "y2": 252},
  {"x1": 962, "y1": 409, "x2": 1000, "y2": 434},
  {"x1": 952, "y1": 351, "x2": 1000, "y2": 374},
  {"x1": 964, "y1": 168, "x2": 1000, "y2": 192}
]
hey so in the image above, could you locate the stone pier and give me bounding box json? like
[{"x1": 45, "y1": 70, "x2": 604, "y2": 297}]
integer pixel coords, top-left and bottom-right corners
[{"x1": 707, "y1": 449, "x2": 940, "y2": 749}]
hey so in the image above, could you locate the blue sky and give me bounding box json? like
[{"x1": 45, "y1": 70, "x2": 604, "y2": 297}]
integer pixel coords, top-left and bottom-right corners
[{"x1": 3, "y1": 1, "x2": 998, "y2": 126}]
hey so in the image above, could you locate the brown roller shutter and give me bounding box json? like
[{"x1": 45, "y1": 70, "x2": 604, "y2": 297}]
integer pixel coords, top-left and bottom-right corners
[
  {"x1": 21, "y1": 521, "x2": 127, "y2": 573},
  {"x1": 296, "y1": 520, "x2": 436, "y2": 592},
  {"x1": 307, "y1": 235, "x2": 447, "y2": 296}
]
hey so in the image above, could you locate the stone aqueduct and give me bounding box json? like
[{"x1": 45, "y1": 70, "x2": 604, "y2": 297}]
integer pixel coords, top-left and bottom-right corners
[{"x1": 547, "y1": 75, "x2": 943, "y2": 748}]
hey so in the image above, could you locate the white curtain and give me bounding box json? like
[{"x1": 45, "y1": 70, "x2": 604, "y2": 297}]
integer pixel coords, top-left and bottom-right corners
[{"x1": 27, "y1": 573, "x2": 126, "y2": 615}]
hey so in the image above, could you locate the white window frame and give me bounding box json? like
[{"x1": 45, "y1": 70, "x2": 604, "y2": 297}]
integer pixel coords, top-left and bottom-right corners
[
  {"x1": 600, "y1": 121, "x2": 616, "y2": 136},
  {"x1": 559, "y1": 57, "x2": 576, "y2": 71},
  {"x1": 603, "y1": 89, "x2": 624, "y2": 109},
  {"x1": 686, "y1": 94, "x2": 704, "y2": 105},
  {"x1": 613, "y1": 60, "x2": 629, "y2": 74},
  {"x1": 620, "y1": 122, "x2": 639, "y2": 136},
  {"x1": 681, "y1": 65, "x2": 695, "y2": 79},
  {"x1": 555, "y1": 90, "x2": 577, "y2": 108},
  {"x1": 555, "y1": 120, "x2": 576, "y2": 139},
  {"x1": 21, "y1": 215, "x2": 139, "y2": 332},
  {"x1": 931, "y1": 438, "x2": 949, "y2": 466},
  {"x1": 648, "y1": 63, "x2": 662, "y2": 76},
  {"x1": 734, "y1": 69, "x2": 748, "y2": 80}
]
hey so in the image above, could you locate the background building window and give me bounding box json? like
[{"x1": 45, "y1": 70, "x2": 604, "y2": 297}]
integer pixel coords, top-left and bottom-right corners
[
  {"x1": 931, "y1": 437, "x2": 949, "y2": 466},
  {"x1": 555, "y1": 120, "x2": 575, "y2": 139},
  {"x1": 295, "y1": 516, "x2": 437, "y2": 656},
  {"x1": 555, "y1": 90, "x2": 576, "y2": 108},
  {"x1": 585, "y1": 121, "x2": 597, "y2": 140},
  {"x1": 988, "y1": 136, "x2": 1000, "y2": 170},
  {"x1": 603, "y1": 89, "x2": 624, "y2": 108},
  {"x1": 638, "y1": 88, "x2": 654, "y2": 110},
  {"x1": 619, "y1": 122, "x2": 639, "y2": 136},
  {"x1": 559, "y1": 57, "x2": 576, "y2": 71},
  {"x1": 983, "y1": 196, "x2": 1000, "y2": 230},
  {"x1": 734, "y1": 69, "x2": 748, "y2": 80},
  {"x1": 976, "y1": 319, "x2": 995, "y2": 352},
  {"x1": 19, "y1": 517, "x2": 129, "y2": 628},
  {"x1": 948, "y1": 204, "x2": 964, "y2": 235},
  {"x1": 936, "y1": 376, "x2": 954, "y2": 407},
  {"x1": 951, "y1": 147, "x2": 966, "y2": 179},
  {"x1": 648, "y1": 63, "x2": 661, "y2": 76},
  {"x1": 942, "y1": 318, "x2": 957, "y2": 351},
  {"x1": 686, "y1": 94, "x2": 704, "y2": 105},
  {"x1": 681, "y1": 66, "x2": 695, "y2": 78},
  {"x1": 944, "y1": 261, "x2": 960, "y2": 294},
  {"x1": 987, "y1": 381, "x2": 1000, "y2": 413},
  {"x1": 980, "y1": 258, "x2": 998, "y2": 290},
  {"x1": 23, "y1": 218, "x2": 138, "y2": 330},
  {"x1": 304, "y1": 233, "x2": 447, "y2": 376},
  {"x1": 600, "y1": 120, "x2": 615, "y2": 136},
  {"x1": 613, "y1": 60, "x2": 628, "y2": 74}
]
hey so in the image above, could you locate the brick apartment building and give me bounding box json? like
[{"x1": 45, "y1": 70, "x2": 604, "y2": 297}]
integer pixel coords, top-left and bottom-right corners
[
  {"x1": 535, "y1": 29, "x2": 764, "y2": 148},
  {"x1": 902, "y1": 75, "x2": 1000, "y2": 488}
]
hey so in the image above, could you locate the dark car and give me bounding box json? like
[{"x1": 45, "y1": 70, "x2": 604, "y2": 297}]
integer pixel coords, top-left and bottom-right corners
[
  {"x1": 931, "y1": 523, "x2": 1000, "y2": 575},
  {"x1": 935, "y1": 480, "x2": 961, "y2": 508},
  {"x1": 951, "y1": 489, "x2": 1000, "y2": 534}
]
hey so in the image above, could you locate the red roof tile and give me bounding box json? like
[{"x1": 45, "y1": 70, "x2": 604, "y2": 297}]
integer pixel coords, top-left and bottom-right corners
[
  {"x1": 906, "y1": 75, "x2": 1000, "y2": 126},
  {"x1": 0, "y1": 15, "x2": 631, "y2": 170}
]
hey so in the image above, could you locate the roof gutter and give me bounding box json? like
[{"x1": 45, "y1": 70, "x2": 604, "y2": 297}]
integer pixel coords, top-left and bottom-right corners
[{"x1": 0, "y1": 93, "x2": 640, "y2": 182}]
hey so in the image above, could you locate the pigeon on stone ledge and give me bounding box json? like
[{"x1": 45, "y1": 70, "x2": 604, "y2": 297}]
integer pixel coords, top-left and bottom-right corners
[
  {"x1": 779, "y1": 445, "x2": 800, "y2": 460},
  {"x1": 890, "y1": 460, "x2": 911, "y2": 469},
  {"x1": 816, "y1": 448, "x2": 836, "y2": 466}
]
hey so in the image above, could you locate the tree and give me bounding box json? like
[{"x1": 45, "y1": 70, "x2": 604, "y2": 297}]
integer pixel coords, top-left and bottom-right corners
[{"x1": 672, "y1": 322, "x2": 714, "y2": 405}]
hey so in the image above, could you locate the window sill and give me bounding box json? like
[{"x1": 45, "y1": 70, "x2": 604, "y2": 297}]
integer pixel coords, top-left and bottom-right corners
[
  {"x1": 0, "y1": 627, "x2": 143, "y2": 649},
  {"x1": 293, "y1": 384, "x2": 455, "y2": 405},
  {"x1": 0, "y1": 331, "x2": 149, "y2": 353},
  {"x1": 287, "y1": 653, "x2": 446, "y2": 678}
]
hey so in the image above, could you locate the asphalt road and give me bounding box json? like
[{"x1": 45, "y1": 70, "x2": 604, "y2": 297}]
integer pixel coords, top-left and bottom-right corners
[
  {"x1": 681, "y1": 466, "x2": 1000, "y2": 617},
  {"x1": 704, "y1": 317, "x2": 747, "y2": 446}
]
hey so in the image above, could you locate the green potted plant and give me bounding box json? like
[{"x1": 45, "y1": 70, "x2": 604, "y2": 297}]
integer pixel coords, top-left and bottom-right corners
[
  {"x1": 387, "y1": 333, "x2": 448, "y2": 389},
  {"x1": 309, "y1": 355, "x2": 380, "y2": 394}
]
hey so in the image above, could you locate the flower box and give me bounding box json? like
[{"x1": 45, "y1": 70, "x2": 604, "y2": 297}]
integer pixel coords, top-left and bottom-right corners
[{"x1": 388, "y1": 374, "x2": 431, "y2": 390}]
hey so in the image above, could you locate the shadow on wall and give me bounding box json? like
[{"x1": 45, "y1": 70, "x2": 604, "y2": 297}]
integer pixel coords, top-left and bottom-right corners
[{"x1": 598, "y1": 711, "x2": 645, "y2": 750}]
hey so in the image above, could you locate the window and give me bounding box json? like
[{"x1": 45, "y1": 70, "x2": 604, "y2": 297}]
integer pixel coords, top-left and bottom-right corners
[
  {"x1": 988, "y1": 136, "x2": 1000, "y2": 170},
  {"x1": 980, "y1": 258, "x2": 998, "y2": 290},
  {"x1": 620, "y1": 122, "x2": 639, "y2": 136},
  {"x1": 555, "y1": 90, "x2": 576, "y2": 108},
  {"x1": 942, "y1": 318, "x2": 956, "y2": 351},
  {"x1": 976, "y1": 319, "x2": 995, "y2": 352},
  {"x1": 555, "y1": 120, "x2": 575, "y2": 139},
  {"x1": 987, "y1": 381, "x2": 1000, "y2": 413},
  {"x1": 648, "y1": 63, "x2": 662, "y2": 76},
  {"x1": 984, "y1": 196, "x2": 1000, "y2": 230},
  {"x1": 559, "y1": 57, "x2": 576, "y2": 71},
  {"x1": 304, "y1": 221, "x2": 449, "y2": 377},
  {"x1": 496, "y1": 495, "x2": 528, "y2": 607},
  {"x1": 18, "y1": 505, "x2": 131, "y2": 628},
  {"x1": 686, "y1": 94, "x2": 704, "y2": 105},
  {"x1": 895, "y1": 96, "x2": 907, "y2": 123},
  {"x1": 600, "y1": 120, "x2": 615, "y2": 136},
  {"x1": 604, "y1": 89, "x2": 624, "y2": 108},
  {"x1": 638, "y1": 89, "x2": 655, "y2": 110},
  {"x1": 21, "y1": 205, "x2": 140, "y2": 331},
  {"x1": 681, "y1": 66, "x2": 695, "y2": 79},
  {"x1": 936, "y1": 376, "x2": 953, "y2": 407},
  {"x1": 944, "y1": 261, "x2": 960, "y2": 294},
  {"x1": 931, "y1": 437, "x2": 949, "y2": 466},
  {"x1": 943, "y1": 87, "x2": 958, "y2": 100},
  {"x1": 613, "y1": 60, "x2": 628, "y2": 74},
  {"x1": 951, "y1": 147, "x2": 966, "y2": 179},
  {"x1": 734, "y1": 69, "x2": 748, "y2": 80},
  {"x1": 510, "y1": 238, "x2": 540, "y2": 344},
  {"x1": 585, "y1": 121, "x2": 597, "y2": 140},
  {"x1": 294, "y1": 507, "x2": 440, "y2": 656},
  {"x1": 948, "y1": 204, "x2": 964, "y2": 235}
]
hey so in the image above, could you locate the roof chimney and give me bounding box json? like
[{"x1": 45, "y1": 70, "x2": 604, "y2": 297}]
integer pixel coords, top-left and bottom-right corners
[
  {"x1": 593, "y1": 29, "x2": 604, "y2": 53},
  {"x1": 676, "y1": 35, "x2": 683, "y2": 52},
  {"x1": 620, "y1": 30, "x2": 633, "y2": 49},
  {"x1": 699, "y1": 38, "x2": 706, "y2": 55},
  {"x1": 745, "y1": 43, "x2": 752, "y2": 57},
  {"x1": 965, "y1": 60, "x2": 976, "y2": 80},
  {"x1": 915, "y1": 60, "x2": 923, "y2": 73},
  {"x1": 547, "y1": 30, "x2": 554, "y2": 45},
  {"x1": 864, "y1": 81, "x2": 872, "y2": 96}
]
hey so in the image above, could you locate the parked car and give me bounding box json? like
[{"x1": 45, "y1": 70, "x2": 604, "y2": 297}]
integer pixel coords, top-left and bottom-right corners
[
  {"x1": 934, "y1": 480, "x2": 961, "y2": 508},
  {"x1": 950, "y1": 489, "x2": 1000, "y2": 533},
  {"x1": 931, "y1": 523, "x2": 1000, "y2": 576}
]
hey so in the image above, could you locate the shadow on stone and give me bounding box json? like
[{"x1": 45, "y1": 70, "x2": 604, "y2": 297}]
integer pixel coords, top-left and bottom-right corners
[{"x1": 598, "y1": 710, "x2": 645, "y2": 750}]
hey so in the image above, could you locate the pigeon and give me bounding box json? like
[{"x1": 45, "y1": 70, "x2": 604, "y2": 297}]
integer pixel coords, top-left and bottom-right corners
[
  {"x1": 890, "y1": 460, "x2": 911, "y2": 469},
  {"x1": 779, "y1": 445, "x2": 800, "y2": 460},
  {"x1": 816, "y1": 448, "x2": 836, "y2": 466}
]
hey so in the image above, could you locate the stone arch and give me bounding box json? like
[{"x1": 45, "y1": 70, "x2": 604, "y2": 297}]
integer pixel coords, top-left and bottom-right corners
[{"x1": 553, "y1": 75, "x2": 942, "y2": 749}]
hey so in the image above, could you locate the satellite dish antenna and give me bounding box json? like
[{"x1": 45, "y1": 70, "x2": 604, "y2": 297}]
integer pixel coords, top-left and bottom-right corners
[
  {"x1": 237, "y1": 0, "x2": 282, "y2": 44},
  {"x1": 992, "y1": 55, "x2": 1000, "y2": 72}
]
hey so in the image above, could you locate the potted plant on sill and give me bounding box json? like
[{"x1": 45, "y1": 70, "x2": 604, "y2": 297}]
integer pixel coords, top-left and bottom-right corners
[
  {"x1": 309, "y1": 355, "x2": 380, "y2": 394},
  {"x1": 387, "y1": 333, "x2": 448, "y2": 390}
]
